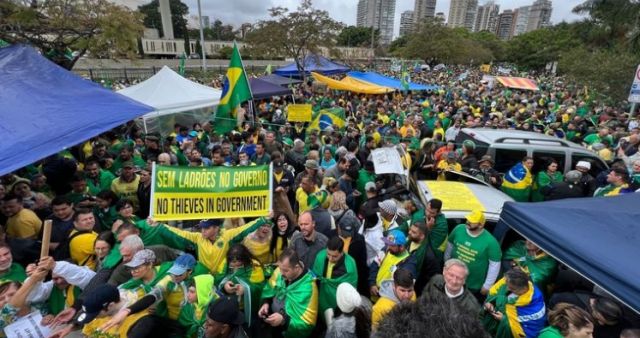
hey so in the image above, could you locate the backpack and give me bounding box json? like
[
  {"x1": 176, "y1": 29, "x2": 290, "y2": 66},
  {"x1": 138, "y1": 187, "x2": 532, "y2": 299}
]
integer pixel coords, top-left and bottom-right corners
[{"x1": 53, "y1": 230, "x2": 93, "y2": 263}]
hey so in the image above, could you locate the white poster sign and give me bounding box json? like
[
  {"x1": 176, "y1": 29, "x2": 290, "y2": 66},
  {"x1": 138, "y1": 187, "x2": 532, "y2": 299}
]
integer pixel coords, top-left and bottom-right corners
[
  {"x1": 628, "y1": 64, "x2": 640, "y2": 103},
  {"x1": 4, "y1": 312, "x2": 51, "y2": 338},
  {"x1": 371, "y1": 147, "x2": 405, "y2": 176}
]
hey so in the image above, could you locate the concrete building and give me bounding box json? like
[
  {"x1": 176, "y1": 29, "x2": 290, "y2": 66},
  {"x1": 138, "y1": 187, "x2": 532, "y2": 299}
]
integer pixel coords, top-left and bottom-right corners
[
  {"x1": 495, "y1": 9, "x2": 515, "y2": 40},
  {"x1": 400, "y1": 11, "x2": 415, "y2": 36},
  {"x1": 473, "y1": 1, "x2": 499, "y2": 33},
  {"x1": 527, "y1": 0, "x2": 553, "y2": 31},
  {"x1": 413, "y1": 0, "x2": 437, "y2": 30},
  {"x1": 356, "y1": 0, "x2": 396, "y2": 45},
  {"x1": 448, "y1": 0, "x2": 478, "y2": 31},
  {"x1": 512, "y1": 6, "x2": 530, "y2": 37},
  {"x1": 158, "y1": 0, "x2": 174, "y2": 39},
  {"x1": 435, "y1": 12, "x2": 446, "y2": 24}
]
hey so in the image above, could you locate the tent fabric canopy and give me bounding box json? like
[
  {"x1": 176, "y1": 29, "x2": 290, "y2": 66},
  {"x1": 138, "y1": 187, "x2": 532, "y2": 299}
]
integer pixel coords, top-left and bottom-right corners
[
  {"x1": 118, "y1": 66, "x2": 221, "y2": 116},
  {"x1": 498, "y1": 194, "x2": 640, "y2": 312},
  {"x1": 0, "y1": 44, "x2": 152, "y2": 176},
  {"x1": 347, "y1": 71, "x2": 437, "y2": 91},
  {"x1": 311, "y1": 72, "x2": 394, "y2": 94},
  {"x1": 249, "y1": 78, "x2": 293, "y2": 99},
  {"x1": 274, "y1": 55, "x2": 350, "y2": 77},
  {"x1": 496, "y1": 76, "x2": 539, "y2": 91},
  {"x1": 259, "y1": 74, "x2": 303, "y2": 87}
]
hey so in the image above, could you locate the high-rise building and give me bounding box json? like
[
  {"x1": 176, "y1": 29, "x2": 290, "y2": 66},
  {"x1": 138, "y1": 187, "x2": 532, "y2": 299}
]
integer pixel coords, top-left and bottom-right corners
[
  {"x1": 413, "y1": 0, "x2": 437, "y2": 30},
  {"x1": 400, "y1": 11, "x2": 415, "y2": 36},
  {"x1": 527, "y1": 0, "x2": 552, "y2": 31},
  {"x1": 512, "y1": 6, "x2": 530, "y2": 36},
  {"x1": 356, "y1": 0, "x2": 396, "y2": 45},
  {"x1": 474, "y1": 1, "x2": 499, "y2": 32},
  {"x1": 435, "y1": 12, "x2": 446, "y2": 24},
  {"x1": 495, "y1": 9, "x2": 514, "y2": 40},
  {"x1": 448, "y1": 0, "x2": 478, "y2": 31}
]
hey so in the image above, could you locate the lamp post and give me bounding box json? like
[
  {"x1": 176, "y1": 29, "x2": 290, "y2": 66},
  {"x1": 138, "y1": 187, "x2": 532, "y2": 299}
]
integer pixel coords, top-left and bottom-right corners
[{"x1": 197, "y1": 0, "x2": 207, "y2": 71}]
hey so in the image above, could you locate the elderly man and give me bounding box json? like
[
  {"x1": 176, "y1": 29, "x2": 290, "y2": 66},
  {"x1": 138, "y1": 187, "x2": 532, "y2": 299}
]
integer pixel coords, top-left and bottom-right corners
[
  {"x1": 423, "y1": 259, "x2": 481, "y2": 315},
  {"x1": 259, "y1": 248, "x2": 319, "y2": 338},
  {"x1": 445, "y1": 210, "x2": 501, "y2": 298},
  {"x1": 290, "y1": 211, "x2": 328, "y2": 269}
]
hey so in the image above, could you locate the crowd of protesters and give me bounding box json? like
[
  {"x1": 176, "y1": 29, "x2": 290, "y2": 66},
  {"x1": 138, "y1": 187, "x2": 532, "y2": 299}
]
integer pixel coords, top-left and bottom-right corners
[{"x1": 0, "y1": 64, "x2": 639, "y2": 338}]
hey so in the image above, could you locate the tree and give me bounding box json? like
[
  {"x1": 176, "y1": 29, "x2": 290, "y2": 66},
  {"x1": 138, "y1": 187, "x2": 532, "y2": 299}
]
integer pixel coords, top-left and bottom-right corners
[
  {"x1": 505, "y1": 25, "x2": 577, "y2": 70},
  {"x1": 138, "y1": 0, "x2": 189, "y2": 39},
  {"x1": 218, "y1": 46, "x2": 233, "y2": 59},
  {"x1": 211, "y1": 19, "x2": 236, "y2": 41},
  {"x1": 0, "y1": 0, "x2": 144, "y2": 70},
  {"x1": 245, "y1": 0, "x2": 343, "y2": 79},
  {"x1": 337, "y1": 26, "x2": 379, "y2": 47},
  {"x1": 572, "y1": 0, "x2": 640, "y2": 51}
]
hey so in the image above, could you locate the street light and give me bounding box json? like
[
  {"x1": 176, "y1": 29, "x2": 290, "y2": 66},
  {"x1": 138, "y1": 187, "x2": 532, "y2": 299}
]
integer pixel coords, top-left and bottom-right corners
[{"x1": 197, "y1": 0, "x2": 206, "y2": 71}]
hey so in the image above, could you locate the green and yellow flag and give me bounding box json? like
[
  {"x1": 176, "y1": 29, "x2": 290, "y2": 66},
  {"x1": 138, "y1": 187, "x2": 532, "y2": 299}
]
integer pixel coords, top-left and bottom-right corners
[{"x1": 214, "y1": 42, "x2": 252, "y2": 134}]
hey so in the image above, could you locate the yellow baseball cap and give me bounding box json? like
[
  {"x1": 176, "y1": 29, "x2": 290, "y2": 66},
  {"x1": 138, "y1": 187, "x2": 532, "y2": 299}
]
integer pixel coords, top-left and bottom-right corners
[{"x1": 465, "y1": 210, "x2": 485, "y2": 225}]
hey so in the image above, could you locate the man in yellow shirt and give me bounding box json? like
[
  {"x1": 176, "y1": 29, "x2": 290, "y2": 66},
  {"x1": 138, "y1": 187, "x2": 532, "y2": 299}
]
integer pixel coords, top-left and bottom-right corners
[
  {"x1": 110, "y1": 161, "x2": 140, "y2": 211},
  {"x1": 371, "y1": 268, "x2": 415, "y2": 330},
  {"x1": 68, "y1": 209, "x2": 98, "y2": 270},
  {"x1": 295, "y1": 175, "x2": 319, "y2": 214},
  {"x1": 3, "y1": 194, "x2": 42, "y2": 239}
]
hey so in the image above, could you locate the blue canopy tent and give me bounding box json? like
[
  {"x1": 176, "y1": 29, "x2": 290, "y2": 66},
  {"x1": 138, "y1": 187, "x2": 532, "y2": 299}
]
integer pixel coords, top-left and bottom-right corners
[
  {"x1": 274, "y1": 55, "x2": 350, "y2": 77},
  {"x1": 249, "y1": 78, "x2": 293, "y2": 100},
  {"x1": 259, "y1": 74, "x2": 303, "y2": 87},
  {"x1": 497, "y1": 194, "x2": 640, "y2": 313},
  {"x1": 347, "y1": 71, "x2": 438, "y2": 91},
  {"x1": 0, "y1": 45, "x2": 152, "y2": 176}
]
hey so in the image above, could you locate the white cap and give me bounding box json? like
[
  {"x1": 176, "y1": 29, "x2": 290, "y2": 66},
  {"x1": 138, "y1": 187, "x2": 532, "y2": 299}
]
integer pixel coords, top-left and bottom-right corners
[
  {"x1": 576, "y1": 161, "x2": 591, "y2": 170},
  {"x1": 336, "y1": 283, "x2": 361, "y2": 313}
]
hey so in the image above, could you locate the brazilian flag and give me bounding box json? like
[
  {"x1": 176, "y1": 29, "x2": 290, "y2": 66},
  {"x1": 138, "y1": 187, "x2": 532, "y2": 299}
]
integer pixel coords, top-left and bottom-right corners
[
  {"x1": 308, "y1": 108, "x2": 346, "y2": 131},
  {"x1": 214, "y1": 42, "x2": 252, "y2": 134}
]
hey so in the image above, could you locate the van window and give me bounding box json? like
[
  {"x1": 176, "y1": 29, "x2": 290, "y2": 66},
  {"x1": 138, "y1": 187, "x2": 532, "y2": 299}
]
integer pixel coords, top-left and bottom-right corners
[
  {"x1": 455, "y1": 132, "x2": 489, "y2": 157},
  {"x1": 494, "y1": 149, "x2": 527, "y2": 173},
  {"x1": 571, "y1": 154, "x2": 609, "y2": 177},
  {"x1": 532, "y1": 151, "x2": 566, "y2": 175}
]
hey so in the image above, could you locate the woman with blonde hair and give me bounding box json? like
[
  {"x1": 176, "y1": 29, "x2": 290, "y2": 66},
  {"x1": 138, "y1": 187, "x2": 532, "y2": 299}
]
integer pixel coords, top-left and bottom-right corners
[{"x1": 539, "y1": 303, "x2": 594, "y2": 338}]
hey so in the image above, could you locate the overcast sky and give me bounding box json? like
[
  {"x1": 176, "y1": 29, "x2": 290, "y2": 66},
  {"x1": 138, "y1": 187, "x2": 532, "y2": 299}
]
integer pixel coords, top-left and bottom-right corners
[{"x1": 174, "y1": 0, "x2": 587, "y2": 38}]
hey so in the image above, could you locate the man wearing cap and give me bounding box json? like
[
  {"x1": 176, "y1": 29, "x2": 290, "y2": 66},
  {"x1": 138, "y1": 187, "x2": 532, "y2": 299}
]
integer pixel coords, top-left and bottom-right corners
[
  {"x1": 359, "y1": 181, "x2": 380, "y2": 217},
  {"x1": 473, "y1": 155, "x2": 502, "y2": 188},
  {"x1": 110, "y1": 145, "x2": 146, "y2": 176},
  {"x1": 335, "y1": 215, "x2": 369, "y2": 296},
  {"x1": 151, "y1": 215, "x2": 272, "y2": 274},
  {"x1": 204, "y1": 296, "x2": 248, "y2": 338},
  {"x1": 575, "y1": 161, "x2": 597, "y2": 196},
  {"x1": 311, "y1": 237, "x2": 358, "y2": 317},
  {"x1": 445, "y1": 210, "x2": 501, "y2": 298},
  {"x1": 290, "y1": 211, "x2": 328, "y2": 270},
  {"x1": 285, "y1": 139, "x2": 306, "y2": 175},
  {"x1": 101, "y1": 253, "x2": 201, "y2": 334},
  {"x1": 259, "y1": 248, "x2": 319, "y2": 338},
  {"x1": 110, "y1": 159, "x2": 140, "y2": 211},
  {"x1": 142, "y1": 134, "x2": 162, "y2": 162},
  {"x1": 376, "y1": 199, "x2": 400, "y2": 235},
  {"x1": 368, "y1": 229, "x2": 417, "y2": 298},
  {"x1": 295, "y1": 159, "x2": 322, "y2": 188}
]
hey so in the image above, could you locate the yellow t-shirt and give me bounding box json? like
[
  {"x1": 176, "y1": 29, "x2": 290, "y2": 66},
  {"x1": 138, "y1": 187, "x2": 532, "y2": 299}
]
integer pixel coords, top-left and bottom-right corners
[
  {"x1": 326, "y1": 262, "x2": 335, "y2": 278},
  {"x1": 6, "y1": 209, "x2": 42, "y2": 239},
  {"x1": 69, "y1": 230, "x2": 98, "y2": 270},
  {"x1": 110, "y1": 175, "x2": 140, "y2": 210},
  {"x1": 243, "y1": 235, "x2": 272, "y2": 266},
  {"x1": 296, "y1": 187, "x2": 319, "y2": 214}
]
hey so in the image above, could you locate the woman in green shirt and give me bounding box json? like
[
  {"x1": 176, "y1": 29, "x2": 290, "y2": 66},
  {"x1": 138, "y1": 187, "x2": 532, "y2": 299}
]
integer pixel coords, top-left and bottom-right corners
[
  {"x1": 532, "y1": 158, "x2": 564, "y2": 202},
  {"x1": 539, "y1": 303, "x2": 594, "y2": 338}
]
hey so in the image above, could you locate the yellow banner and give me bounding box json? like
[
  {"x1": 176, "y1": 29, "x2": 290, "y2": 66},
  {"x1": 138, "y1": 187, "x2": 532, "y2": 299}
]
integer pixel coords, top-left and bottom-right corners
[
  {"x1": 480, "y1": 64, "x2": 491, "y2": 73},
  {"x1": 287, "y1": 104, "x2": 312, "y2": 122},
  {"x1": 424, "y1": 181, "x2": 485, "y2": 212},
  {"x1": 151, "y1": 165, "x2": 271, "y2": 221}
]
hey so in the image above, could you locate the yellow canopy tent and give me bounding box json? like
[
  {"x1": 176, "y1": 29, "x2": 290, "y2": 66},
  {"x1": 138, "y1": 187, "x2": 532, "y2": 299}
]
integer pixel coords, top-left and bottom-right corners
[{"x1": 311, "y1": 72, "x2": 394, "y2": 94}]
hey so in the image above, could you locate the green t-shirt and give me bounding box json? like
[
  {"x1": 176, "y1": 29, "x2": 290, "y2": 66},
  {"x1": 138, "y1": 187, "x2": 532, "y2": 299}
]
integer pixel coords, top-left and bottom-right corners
[
  {"x1": 448, "y1": 224, "x2": 502, "y2": 291},
  {"x1": 0, "y1": 264, "x2": 26, "y2": 284},
  {"x1": 538, "y1": 326, "x2": 563, "y2": 338}
]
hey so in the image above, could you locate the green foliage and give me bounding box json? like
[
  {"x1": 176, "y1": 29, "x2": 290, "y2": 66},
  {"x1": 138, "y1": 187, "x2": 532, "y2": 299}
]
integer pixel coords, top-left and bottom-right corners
[
  {"x1": 337, "y1": 26, "x2": 379, "y2": 47},
  {"x1": 218, "y1": 46, "x2": 233, "y2": 59},
  {"x1": 0, "y1": 0, "x2": 144, "y2": 70},
  {"x1": 245, "y1": 0, "x2": 343, "y2": 79},
  {"x1": 138, "y1": 0, "x2": 189, "y2": 39},
  {"x1": 505, "y1": 25, "x2": 577, "y2": 70}
]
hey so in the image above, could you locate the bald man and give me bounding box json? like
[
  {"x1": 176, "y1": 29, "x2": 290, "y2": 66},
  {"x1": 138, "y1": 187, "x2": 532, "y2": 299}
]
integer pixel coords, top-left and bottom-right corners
[{"x1": 289, "y1": 211, "x2": 328, "y2": 269}]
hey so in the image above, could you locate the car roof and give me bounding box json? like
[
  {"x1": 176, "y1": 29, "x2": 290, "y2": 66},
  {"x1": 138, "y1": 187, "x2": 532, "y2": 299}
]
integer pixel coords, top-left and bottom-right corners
[
  {"x1": 416, "y1": 180, "x2": 514, "y2": 220},
  {"x1": 460, "y1": 128, "x2": 587, "y2": 150}
]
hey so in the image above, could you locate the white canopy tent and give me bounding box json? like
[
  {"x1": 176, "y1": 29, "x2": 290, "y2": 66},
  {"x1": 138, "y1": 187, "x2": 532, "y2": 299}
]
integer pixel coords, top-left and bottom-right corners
[{"x1": 118, "y1": 66, "x2": 222, "y2": 133}]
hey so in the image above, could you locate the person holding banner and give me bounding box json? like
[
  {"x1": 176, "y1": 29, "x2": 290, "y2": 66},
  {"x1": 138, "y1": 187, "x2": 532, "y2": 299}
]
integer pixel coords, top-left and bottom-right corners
[
  {"x1": 0, "y1": 260, "x2": 49, "y2": 331},
  {"x1": 150, "y1": 215, "x2": 273, "y2": 275}
]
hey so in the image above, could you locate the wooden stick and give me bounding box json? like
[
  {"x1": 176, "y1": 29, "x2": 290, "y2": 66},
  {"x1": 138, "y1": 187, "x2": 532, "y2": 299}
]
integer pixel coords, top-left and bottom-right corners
[{"x1": 40, "y1": 220, "x2": 52, "y2": 259}]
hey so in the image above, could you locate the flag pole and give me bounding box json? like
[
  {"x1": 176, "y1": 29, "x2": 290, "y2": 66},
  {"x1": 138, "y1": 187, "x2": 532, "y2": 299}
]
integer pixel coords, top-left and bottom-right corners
[{"x1": 235, "y1": 41, "x2": 255, "y2": 127}]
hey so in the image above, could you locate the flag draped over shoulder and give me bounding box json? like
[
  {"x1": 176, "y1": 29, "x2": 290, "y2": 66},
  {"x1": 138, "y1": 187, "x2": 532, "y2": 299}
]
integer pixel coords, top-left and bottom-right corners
[
  {"x1": 308, "y1": 108, "x2": 346, "y2": 131},
  {"x1": 214, "y1": 43, "x2": 252, "y2": 134},
  {"x1": 501, "y1": 162, "x2": 532, "y2": 202}
]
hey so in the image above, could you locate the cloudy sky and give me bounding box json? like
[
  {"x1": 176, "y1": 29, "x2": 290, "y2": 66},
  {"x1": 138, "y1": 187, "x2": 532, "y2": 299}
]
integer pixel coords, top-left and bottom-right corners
[{"x1": 169, "y1": 0, "x2": 587, "y2": 37}]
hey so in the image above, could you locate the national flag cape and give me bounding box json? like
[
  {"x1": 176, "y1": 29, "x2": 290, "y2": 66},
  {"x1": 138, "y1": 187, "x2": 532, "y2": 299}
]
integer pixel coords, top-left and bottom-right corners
[
  {"x1": 214, "y1": 43, "x2": 252, "y2": 134},
  {"x1": 311, "y1": 250, "x2": 358, "y2": 315},
  {"x1": 308, "y1": 108, "x2": 346, "y2": 131},
  {"x1": 501, "y1": 162, "x2": 532, "y2": 202}
]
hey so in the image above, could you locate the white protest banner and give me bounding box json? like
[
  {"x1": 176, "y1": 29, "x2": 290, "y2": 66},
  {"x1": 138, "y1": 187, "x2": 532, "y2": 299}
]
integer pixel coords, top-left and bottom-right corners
[
  {"x1": 371, "y1": 147, "x2": 405, "y2": 176},
  {"x1": 628, "y1": 64, "x2": 640, "y2": 103},
  {"x1": 4, "y1": 312, "x2": 51, "y2": 338}
]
